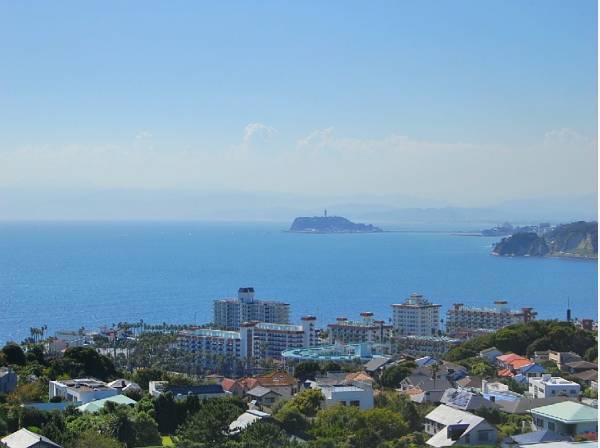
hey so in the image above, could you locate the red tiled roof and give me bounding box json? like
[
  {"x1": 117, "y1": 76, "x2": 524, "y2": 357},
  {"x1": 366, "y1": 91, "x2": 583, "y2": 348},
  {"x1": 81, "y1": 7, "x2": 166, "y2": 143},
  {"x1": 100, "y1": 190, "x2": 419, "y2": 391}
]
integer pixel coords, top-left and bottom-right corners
[
  {"x1": 497, "y1": 353, "x2": 526, "y2": 363},
  {"x1": 498, "y1": 368, "x2": 514, "y2": 377},
  {"x1": 510, "y1": 359, "x2": 534, "y2": 369},
  {"x1": 221, "y1": 378, "x2": 240, "y2": 392}
]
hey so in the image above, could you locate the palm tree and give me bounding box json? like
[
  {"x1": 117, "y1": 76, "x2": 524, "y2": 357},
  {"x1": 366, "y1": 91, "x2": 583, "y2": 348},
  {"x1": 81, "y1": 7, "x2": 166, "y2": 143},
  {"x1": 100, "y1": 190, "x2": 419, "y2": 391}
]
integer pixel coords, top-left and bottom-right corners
[{"x1": 431, "y1": 361, "x2": 441, "y2": 390}]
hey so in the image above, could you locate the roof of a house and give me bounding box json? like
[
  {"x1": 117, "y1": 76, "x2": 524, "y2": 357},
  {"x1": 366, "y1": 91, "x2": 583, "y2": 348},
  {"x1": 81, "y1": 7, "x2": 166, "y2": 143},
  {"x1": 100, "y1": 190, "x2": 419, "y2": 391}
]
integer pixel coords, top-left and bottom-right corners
[
  {"x1": 76, "y1": 394, "x2": 137, "y2": 413},
  {"x1": 246, "y1": 386, "x2": 280, "y2": 398},
  {"x1": 496, "y1": 396, "x2": 576, "y2": 414},
  {"x1": 572, "y1": 370, "x2": 598, "y2": 381},
  {"x1": 425, "y1": 404, "x2": 487, "y2": 447},
  {"x1": 456, "y1": 376, "x2": 483, "y2": 390},
  {"x1": 440, "y1": 388, "x2": 493, "y2": 411},
  {"x1": 530, "y1": 401, "x2": 598, "y2": 423},
  {"x1": 402, "y1": 368, "x2": 452, "y2": 392},
  {"x1": 221, "y1": 378, "x2": 243, "y2": 392},
  {"x1": 566, "y1": 360, "x2": 598, "y2": 370},
  {"x1": 364, "y1": 356, "x2": 392, "y2": 372},
  {"x1": 521, "y1": 363, "x2": 546, "y2": 374},
  {"x1": 345, "y1": 372, "x2": 374, "y2": 383},
  {"x1": 497, "y1": 353, "x2": 527, "y2": 363},
  {"x1": 498, "y1": 368, "x2": 514, "y2": 377},
  {"x1": 254, "y1": 371, "x2": 297, "y2": 387},
  {"x1": 106, "y1": 379, "x2": 141, "y2": 390},
  {"x1": 508, "y1": 429, "x2": 572, "y2": 445},
  {"x1": 510, "y1": 359, "x2": 534, "y2": 369},
  {"x1": 229, "y1": 410, "x2": 270, "y2": 433},
  {"x1": 1, "y1": 428, "x2": 62, "y2": 448},
  {"x1": 168, "y1": 384, "x2": 224, "y2": 396},
  {"x1": 480, "y1": 347, "x2": 501, "y2": 354}
]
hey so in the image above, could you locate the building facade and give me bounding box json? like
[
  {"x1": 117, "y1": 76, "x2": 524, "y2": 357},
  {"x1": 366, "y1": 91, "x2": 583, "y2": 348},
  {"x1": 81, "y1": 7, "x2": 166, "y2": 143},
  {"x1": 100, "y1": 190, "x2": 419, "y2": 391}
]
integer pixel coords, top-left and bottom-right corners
[
  {"x1": 213, "y1": 287, "x2": 290, "y2": 330},
  {"x1": 49, "y1": 378, "x2": 119, "y2": 404},
  {"x1": 327, "y1": 312, "x2": 392, "y2": 347},
  {"x1": 528, "y1": 375, "x2": 581, "y2": 399},
  {"x1": 391, "y1": 293, "x2": 441, "y2": 336},
  {"x1": 394, "y1": 335, "x2": 461, "y2": 358},
  {"x1": 445, "y1": 301, "x2": 536, "y2": 337}
]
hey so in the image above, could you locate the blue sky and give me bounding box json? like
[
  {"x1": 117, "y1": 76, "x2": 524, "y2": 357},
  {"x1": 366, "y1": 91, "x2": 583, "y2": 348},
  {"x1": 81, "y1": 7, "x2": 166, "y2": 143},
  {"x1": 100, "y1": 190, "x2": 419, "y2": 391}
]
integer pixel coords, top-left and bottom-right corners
[{"x1": 0, "y1": 1, "x2": 597, "y2": 213}]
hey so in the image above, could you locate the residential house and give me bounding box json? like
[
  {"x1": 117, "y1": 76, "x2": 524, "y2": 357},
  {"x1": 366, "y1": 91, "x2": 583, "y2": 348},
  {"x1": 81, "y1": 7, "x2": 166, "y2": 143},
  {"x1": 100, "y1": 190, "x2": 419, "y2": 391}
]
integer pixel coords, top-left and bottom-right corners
[
  {"x1": 528, "y1": 375, "x2": 581, "y2": 399},
  {"x1": 229, "y1": 409, "x2": 270, "y2": 434},
  {"x1": 456, "y1": 376, "x2": 483, "y2": 391},
  {"x1": 548, "y1": 351, "x2": 583, "y2": 371},
  {"x1": 106, "y1": 379, "x2": 142, "y2": 395},
  {"x1": 564, "y1": 361, "x2": 597, "y2": 375},
  {"x1": 440, "y1": 388, "x2": 495, "y2": 412},
  {"x1": 1, "y1": 428, "x2": 62, "y2": 448},
  {"x1": 241, "y1": 371, "x2": 298, "y2": 398},
  {"x1": 148, "y1": 381, "x2": 225, "y2": 400},
  {"x1": 364, "y1": 356, "x2": 393, "y2": 375},
  {"x1": 400, "y1": 367, "x2": 452, "y2": 394},
  {"x1": 572, "y1": 370, "x2": 598, "y2": 389},
  {"x1": 0, "y1": 368, "x2": 17, "y2": 394},
  {"x1": 480, "y1": 347, "x2": 502, "y2": 364},
  {"x1": 424, "y1": 404, "x2": 498, "y2": 446},
  {"x1": 246, "y1": 386, "x2": 282, "y2": 407},
  {"x1": 530, "y1": 401, "x2": 598, "y2": 437},
  {"x1": 495, "y1": 396, "x2": 577, "y2": 415},
  {"x1": 501, "y1": 429, "x2": 572, "y2": 447},
  {"x1": 76, "y1": 394, "x2": 137, "y2": 413},
  {"x1": 319, "y1": 383, "x2": 374, "y2": 410},
  {"x1": 48, "y1": 378, "x2": 119, "y2": 404},
  {"x1": 519, "y1": 363, "x2": 546, "y2": 379},
  {"x1": 220, "y1": 378, "x2": 245, "y2": 396}
]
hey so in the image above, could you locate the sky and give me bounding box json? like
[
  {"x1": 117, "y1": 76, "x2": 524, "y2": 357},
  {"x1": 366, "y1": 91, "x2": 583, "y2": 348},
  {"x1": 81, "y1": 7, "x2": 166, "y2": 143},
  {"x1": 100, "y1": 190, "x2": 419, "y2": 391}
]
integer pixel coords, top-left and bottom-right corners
[{"x1": 0, "y1": 1, "x2": 597, "y2": 219}]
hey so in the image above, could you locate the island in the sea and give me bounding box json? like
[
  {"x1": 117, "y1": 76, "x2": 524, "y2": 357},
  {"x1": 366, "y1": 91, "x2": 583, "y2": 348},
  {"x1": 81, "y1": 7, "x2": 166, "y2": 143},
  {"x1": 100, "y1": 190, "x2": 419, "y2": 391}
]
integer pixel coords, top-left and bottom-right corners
[
  {"x1": 492, "y1": 220, "x2": 598, "y2": 259},
  {"x1": 289, "y1": 213, "x2": 383, "y2": 233}
]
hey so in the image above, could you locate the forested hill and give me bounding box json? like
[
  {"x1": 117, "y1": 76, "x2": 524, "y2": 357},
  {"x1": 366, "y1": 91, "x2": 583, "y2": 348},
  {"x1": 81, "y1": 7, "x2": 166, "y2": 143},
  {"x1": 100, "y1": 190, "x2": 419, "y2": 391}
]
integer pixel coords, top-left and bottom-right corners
[{"x1": 492, "y1": 221, "x2": 597, "y2": 259}]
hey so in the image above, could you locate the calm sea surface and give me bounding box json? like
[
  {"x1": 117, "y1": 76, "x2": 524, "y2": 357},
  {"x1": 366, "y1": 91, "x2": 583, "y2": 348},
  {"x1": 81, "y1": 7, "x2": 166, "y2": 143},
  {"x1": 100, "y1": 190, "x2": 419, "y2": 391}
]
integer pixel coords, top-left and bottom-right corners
[{"x1": 0, "y1": 222, "x2": 597, "y2": 344}]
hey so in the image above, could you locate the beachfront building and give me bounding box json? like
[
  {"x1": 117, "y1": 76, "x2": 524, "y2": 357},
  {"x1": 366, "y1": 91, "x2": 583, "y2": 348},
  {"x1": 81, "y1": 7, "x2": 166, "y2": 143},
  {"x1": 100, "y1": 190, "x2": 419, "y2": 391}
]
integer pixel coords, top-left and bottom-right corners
[
  {"x1": 177, "y1": 319, "x2": 314, "y2": 363},
  {"x1": 394, "y1": 335, "x2": 461, "y2": 358},
  {"x1": 528, "y1": 374, "x2": 581, "y2": 399},
  {"x1": 213, "y1": 287, "x2": 290, "y2": 330},
  {"x1": 327, "y1": 313, "x2": 392, "y2": 347},
  {"x1": 49, "y1": 378, "x2": 119, "y2": 404},
  {"x1": 392, "y1": 293, "x2": 441, "y2": 336},
  {"x1": 530, "y1": 401, "x2": 598, "y2": 436},
  {"x1": 445, "y1": 301, "x2": 537, "y2": 337},
  {"x1": 282, "y1": 342, "x2": 373, "y2": 364}
]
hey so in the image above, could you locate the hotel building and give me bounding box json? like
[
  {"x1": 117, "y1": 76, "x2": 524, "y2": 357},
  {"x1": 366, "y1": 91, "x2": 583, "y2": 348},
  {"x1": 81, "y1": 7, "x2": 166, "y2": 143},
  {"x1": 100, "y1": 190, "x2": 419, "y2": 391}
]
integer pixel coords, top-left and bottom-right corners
[
  {"x1": 445, "y1": 301, "x2": 536, "y2": 337},
  {"x1": 391, "y1": 293, "x2": 441, "y2": 336},
  {"x1": 327, "y1": 312, "x2": 392, "y2": 346},
  {"x1": 213, "y1": 287, "x2": 290, "y2": 330}
]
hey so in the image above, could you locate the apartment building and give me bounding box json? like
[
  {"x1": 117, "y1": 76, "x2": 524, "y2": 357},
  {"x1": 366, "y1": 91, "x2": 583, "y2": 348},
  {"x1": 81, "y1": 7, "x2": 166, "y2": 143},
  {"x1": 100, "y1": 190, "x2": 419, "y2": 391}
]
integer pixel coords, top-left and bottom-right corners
[
  {"x1": 445, "y1": 301, "x2": 536, "y2": 337},
  {"x1": 213, "y1": 287, "x2": 290, "y2": 330},
  {"x1": 391, "y1": 293, "x2": 441, "y2": 336},
  {"x1": 394, "y1": 335, "x2": 461, "y2": 358},
  {"x1": 49, "y1": 378, "x2": 119, "y2": 404},
  {"x1": 528, "y1": 374, "x2": 581, "y2": 399},
  {"x1": 327, "y1": 312, "x2": 392, "y2": 345},
  {"x1": 177, "y1": 319, "x2": 315, "y2": 363}
]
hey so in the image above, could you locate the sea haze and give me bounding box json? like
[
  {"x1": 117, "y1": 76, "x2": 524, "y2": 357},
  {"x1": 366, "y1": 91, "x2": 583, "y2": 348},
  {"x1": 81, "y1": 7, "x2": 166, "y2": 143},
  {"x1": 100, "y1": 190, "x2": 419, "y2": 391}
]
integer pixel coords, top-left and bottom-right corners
[{"x1": 0, "y1": 221, "x2": 597, "y2": 343}]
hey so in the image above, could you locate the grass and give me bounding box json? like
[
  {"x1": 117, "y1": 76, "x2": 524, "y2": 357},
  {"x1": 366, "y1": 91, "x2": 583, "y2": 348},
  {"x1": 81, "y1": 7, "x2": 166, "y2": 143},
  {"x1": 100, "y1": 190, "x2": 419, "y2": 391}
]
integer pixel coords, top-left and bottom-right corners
[{"x1": 162, "y1": 436, "x2": 175, "y2": 446}]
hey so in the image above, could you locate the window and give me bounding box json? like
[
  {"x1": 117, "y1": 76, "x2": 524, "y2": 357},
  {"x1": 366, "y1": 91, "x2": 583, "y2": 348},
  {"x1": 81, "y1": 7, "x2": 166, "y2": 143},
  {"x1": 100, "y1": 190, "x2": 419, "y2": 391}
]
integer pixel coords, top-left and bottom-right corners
[
  {"x1": 547, "y1": 422, "x2": 555, "y2": 431},
  {"x1": 350, "y1": 400, "x2": 360, "y2": 407},
  {"x1": 478, "y1": 430, "x2": 491, "y2": 442}
]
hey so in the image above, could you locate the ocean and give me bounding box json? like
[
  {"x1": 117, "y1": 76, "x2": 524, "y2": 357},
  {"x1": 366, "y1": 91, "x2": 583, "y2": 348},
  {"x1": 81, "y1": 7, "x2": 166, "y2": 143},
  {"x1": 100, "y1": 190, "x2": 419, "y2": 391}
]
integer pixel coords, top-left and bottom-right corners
[{"x1": 0, "y1": 221, "x2": 597, "y2": 344}]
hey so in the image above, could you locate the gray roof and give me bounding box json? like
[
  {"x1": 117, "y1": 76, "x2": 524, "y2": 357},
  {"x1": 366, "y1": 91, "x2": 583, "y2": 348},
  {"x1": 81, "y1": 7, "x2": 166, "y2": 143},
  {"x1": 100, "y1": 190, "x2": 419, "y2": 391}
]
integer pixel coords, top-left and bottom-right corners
[
  {"x1": 456, "y1": 376, "x2": 483, "y2": 390},
  {"x1": 364, "y1": 356, "x2": 391, "y2": 372},
  {"x1": 246, "y1": 385, "x2": 280, "y2": 398},
  {"x1": 508, "y1": 429, "x2": 572, "y2": 444},
  {"x1": 402, "y1": 368, "x2": 452, "y2": 392},
  {"x1": 440, "y1": 388, "x2": 494, "y2": 411},
  {"x1": 496, "y1": 396, "x2": 577, "y2": 414},
  {"x1": 1, "y1": 428, "x2": 62, "y2": 448}
]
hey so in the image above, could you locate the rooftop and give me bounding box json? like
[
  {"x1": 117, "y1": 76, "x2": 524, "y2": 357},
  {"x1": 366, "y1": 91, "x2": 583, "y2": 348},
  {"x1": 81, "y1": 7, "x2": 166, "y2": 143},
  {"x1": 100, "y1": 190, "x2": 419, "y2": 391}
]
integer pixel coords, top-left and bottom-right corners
[
  {"x1": 531, "y1": 401, "x2": 598, "y2": 423},
  {"x1": 185, "y1": 328, "x2": 241, "y2": 339},
  {"x1": 76, "y1": 394, "x2": 137, "y2": 413},
  {"x1": 1, "y1": 428, "x2": 62, "y2": 448},
  {"x1": 282, "y1": 343, "x2": 370, "y2": 362}
]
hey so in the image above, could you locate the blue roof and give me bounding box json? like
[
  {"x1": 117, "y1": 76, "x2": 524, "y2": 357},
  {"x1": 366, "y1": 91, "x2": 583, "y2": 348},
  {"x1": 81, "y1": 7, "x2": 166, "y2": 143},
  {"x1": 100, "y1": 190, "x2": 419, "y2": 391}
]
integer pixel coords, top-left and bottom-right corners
[
  {"x1": 168, "y1": 384, "x2": 224, "y2": 396},
  {"x1": 521, "y1": 363, "x2": 546, "y2": 373},
  {"x1": 511, "y1": 430, "x2": 571, "y2": 444}
]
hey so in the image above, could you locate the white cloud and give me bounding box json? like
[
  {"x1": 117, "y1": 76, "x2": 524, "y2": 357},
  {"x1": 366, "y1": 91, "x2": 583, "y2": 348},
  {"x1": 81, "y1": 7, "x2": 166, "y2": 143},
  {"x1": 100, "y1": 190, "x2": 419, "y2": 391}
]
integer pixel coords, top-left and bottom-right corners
[{"x1": 241, "y1": 122, "x2": 277, "y2": 152}]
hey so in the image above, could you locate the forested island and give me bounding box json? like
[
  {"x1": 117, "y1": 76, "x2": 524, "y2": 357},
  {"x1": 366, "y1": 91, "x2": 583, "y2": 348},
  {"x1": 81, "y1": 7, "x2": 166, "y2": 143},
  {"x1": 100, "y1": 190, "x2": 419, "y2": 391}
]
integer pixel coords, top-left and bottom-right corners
[
  {"x1": 492, "y1": 221, "x2": 598, "y2": 259},
  {"x1": 289, "y1": 215, "x2": 382, "y2": 233}
]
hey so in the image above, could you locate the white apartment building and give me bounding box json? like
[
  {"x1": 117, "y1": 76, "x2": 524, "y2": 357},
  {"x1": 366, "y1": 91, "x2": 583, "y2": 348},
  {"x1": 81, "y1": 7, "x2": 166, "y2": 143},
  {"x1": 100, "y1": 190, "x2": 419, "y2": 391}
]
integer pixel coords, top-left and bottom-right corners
[
  {"x1": 327, "y1": 312, "x2": 392, "y2": 345},
  {"x1": 177, "y1": 318, "x2": 316, "y2": 363},
  {"x1": 445, "y1": 301, "x2": 536, "y2": 337},
  {"x1": 318, "y1": 383, "x2": 374, "y2": 410},
  {"x1": 528, "y1": 374, "x2": 581, "y2": 399},
  {"x1": 392, "y1": 293, "x2": 441, "y2": 336},
  {"x1": 213, "y1": 287, "x2": 290, "y2": 330},
  {"x1": 49, "y1": 378, "x2": 119, "y2": 404}
]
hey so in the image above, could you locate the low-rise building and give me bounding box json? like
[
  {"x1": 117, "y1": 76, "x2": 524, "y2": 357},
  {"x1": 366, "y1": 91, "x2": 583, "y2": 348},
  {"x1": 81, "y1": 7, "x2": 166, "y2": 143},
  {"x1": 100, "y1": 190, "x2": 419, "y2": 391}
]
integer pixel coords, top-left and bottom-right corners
[
  {"x1": 571, "y1": 370, "x2": 598, "y2": 388},
  {"x1": 106, "y1": 379, "x2": 142, "y2": 395},
  {"x1": 440, "y1": 388, "x2": 495, "y2": 412},
  {"x1": 424, "y1": 404, "x2": 498, "y2": 446},
  {"x1": 528, "y1": 375, "x2": 581, "y2": 399},
  {"x1": 479, "y1": 347, "x2": 502, "y2": 363},
  {"x1": 241, "y1": 371, "x2": 298, "y2": 398},
  {"x1": 148, "y1": 381, "x2": 225, "y2": 400},
  {"x1": 246, "y1": 386, "x2": 282, "y2": 407},
  {"x1": 548, "y1": 351, "x2": 583, "y2": 371},
  {"x1": 327, "y1": 313, "x2": 392, "y2": 347},
  {"x1": 530, "y1": 401, "x2": 598, "y2": 437},
  {"x1": 48, "y1": 378, "x2": 119, "y2": 404},
  {"x1": 391, "y1": 293, "x2": 441, "y2": 336},
  {"x1": 229, "y1": 409, "x2": 270, "y2": 434},
  {"x1": 394, "y1": 335, "x2": 460, "y2": 358},
  {"x1": 76, "y1": 394, "x2": 137, "y2": 413},
  {"x1": 445, "y1": 301, "x2": 536, "y2": 337},
  {"x1": 1, "y1": 428, "x2": 62, "y2": 448}
]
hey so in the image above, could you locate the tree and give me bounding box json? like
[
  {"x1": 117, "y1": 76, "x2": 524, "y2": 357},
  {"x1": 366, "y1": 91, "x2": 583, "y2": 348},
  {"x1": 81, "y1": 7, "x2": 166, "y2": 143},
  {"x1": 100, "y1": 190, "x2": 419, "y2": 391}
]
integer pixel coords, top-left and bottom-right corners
[
  {"x1": 293, "y1": 361, "x2": 321, "y2": 381},
  {"x1": 2, "y1": 343, "x2": 26, "y2": 366},
  {"x1": 67, "y1": 431, "x2": 124, "y2": 448},
  {"x1": 132, "y1": 411, "x2": 161, "y2": 446},
  {"x1": 380, "y1": 364, "x2": 413, "y2": 388},
  {"x1": 50, "y1": 347, "x2": 116, "y2": 381},
  {"x1": 227, "y1": 420, "x2": 290, "y2": 447},
  {"x1": 276, "y1": 404, "x2": 308, "y2": 433}
]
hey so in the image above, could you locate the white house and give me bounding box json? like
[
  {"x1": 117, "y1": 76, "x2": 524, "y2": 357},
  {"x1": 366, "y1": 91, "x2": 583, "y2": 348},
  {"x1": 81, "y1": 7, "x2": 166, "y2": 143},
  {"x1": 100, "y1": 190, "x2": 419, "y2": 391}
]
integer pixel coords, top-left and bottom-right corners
[
  {"x1": 528, "y1": 375, "x2": 580, "y2": 399},
  {"x1": 1, "y1": 428, "x2": 62, "y2": 448},
  {"x1": 424, "y1": 404, "x2": 498, "y2": 446},
  {"x1": 48, "y1": 378, "x2": 119, "y2": 404},
  {"x1": 530, "y1": 401, "x2": 598, "y2": 437},
  {"x1": 314, "y1": 379, "x2": 374, "y2": 410}
]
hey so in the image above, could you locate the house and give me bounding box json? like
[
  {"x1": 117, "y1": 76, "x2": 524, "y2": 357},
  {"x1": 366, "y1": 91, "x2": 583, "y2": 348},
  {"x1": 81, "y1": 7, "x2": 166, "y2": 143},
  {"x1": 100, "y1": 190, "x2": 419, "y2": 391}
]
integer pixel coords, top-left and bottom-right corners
[
  {"x1": 501, "y1": 429, "x2": 572, "y2": 447},
  {"x1": 319, "y1": 383, "x2": 374, "y2": 410},
  {"x1": 344, "y1": 371, "x2": 375, "y2": 385},
  {"x1": 400, "y1": 367, "x2": 452, "y2": 393},
  {"x1": 456, "y1": 376, "x2": 483, "y2": 391},
  {"x1": 495, "y1": 396, "x2": 577, "y2": 415},
  {"x1": 106, "y1": 379, "x2": 142, "y2": 395},
  {"x1": 242, "y1": 371, "x2": 298, "y2": 398},
  {"x1": 364, "y1": 356, "x2": 393, "y2": 375},
  {"x1": 229, "y1": 409, "x2": 270, "y2": 434},
  {"x1": 519, "y1": 363, "x2": 546, "y2": 379},
  {"x1": 497, "y1": 354, "x2": 528, "y2": 368},
  {"x1": 571, "y1": 370, "x2": 598, "y2": 388},
  {"x1": 440, "y1": 388, "x2": 495, "y2": 412},
  {"x1": 0, "y1": 367, "x2": 18, "y2": 394},
  {"x1": 424, "y1": 404, "x2": 498, "y2": 446},
  {"x1": 564, "y1": 361, "x2": 597, "y2": 374},
  {"x1": 548, "y1": 351, "x2": 583, "y2": 370},
  {"x1": 0, "y1": 428, "x2": 62, "y2": 448},
  {"x1": 480, "y1": 347, "x2": 502, "y2": 363},
  {"x1": 76, "y1": 394, "x2": 137, "y2": 413},
  {"x1": 48, "y1": 378, "x2": 119, "y2": 404},
  {"x1": 221, "y1": 378, "x2": 245, "y2": 396},
  {"x1": 530, "y1": 401, "x2": 598, "y2": 437},
  {"x1": 246, "y1": 386, "x2": 282, "y2": 407},
  {"x1": 528, "y1": 375, "x2": 581, "y2": 399},
  {"x1": 148, "y1": 381, "x2": 225, "y2": 400}
]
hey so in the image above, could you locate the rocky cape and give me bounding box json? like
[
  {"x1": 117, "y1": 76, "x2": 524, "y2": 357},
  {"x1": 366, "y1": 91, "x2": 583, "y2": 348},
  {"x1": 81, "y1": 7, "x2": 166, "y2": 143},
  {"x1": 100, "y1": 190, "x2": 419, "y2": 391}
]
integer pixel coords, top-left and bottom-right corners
[
  {"x1": 289, "y1": 216, "x2": 383, "y2": 233},
  {"x1": 492, "y1": 221, "x2": 598, "y2": 259}
]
